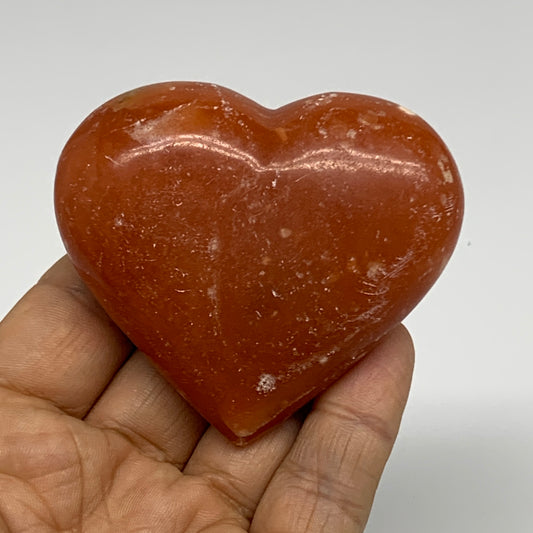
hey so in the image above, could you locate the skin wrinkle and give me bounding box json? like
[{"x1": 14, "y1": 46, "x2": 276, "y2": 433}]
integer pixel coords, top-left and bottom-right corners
[
  {"x1": 193, "y1": 518, "x2": 249, "y2": 533},
  {"x1": 8, "y1": 428, "x2": 78, "y2": 531},
  {"x1": 280, "y1": 456, "x2": 369, "y2": 516},
  {"x1": 84, "y1": 444, "x2": 147, "y2": 530},
  {"x1": 282, "y1": 475, "x2": 367, "y2": 532},
  {"x1": 365, "y1": 355, "x2": 412, "y2": 409},
  {"x1": 39, "y1": 261, "x2": 98, "y2": 305},
  {"x1": 87, "y1": 490, "x2": 114, "y2": 532},
  {"x1": 0, "y1": 386, "x2": 64, "y2": 422},
  {"x1": 313, "y1": 399, "x2": 397, "y2": 446},
  {"x1": 22, "y1": 454, "x2": 80, "y2": 496},
  {"x1": 46, "y1": 436, "x2": 82, "y2": 527},
  {"x1": 64, "y1": 425, "x2": 84, "y2": 532},
  {"x1": 118, "y1": 473, "x2": 243, "y2": 532},
  {"x1": 89, "y1": 368, "x2": 175, "y2": 456},
  {"x1": 193, "y1": 504, "x2": 251, "y2": 533},
  {"x1": 0, "y1": 473, "x2": 55, "y2": 532},
  {"x1": 287, "y1": 424, "x2": 377, "y2": 487},
  {"x1": 63, "y1": 426, "x2": 127, "y2": 529},
  {"x1": 196, "y1": 468, "x2": 257, "y2": 521},
  {"x1": 102, "y1": 424, "x2": 173, "y2": 465},
  {"x1": 97, "y1": 433, "x2": 138, "y2": 503}
]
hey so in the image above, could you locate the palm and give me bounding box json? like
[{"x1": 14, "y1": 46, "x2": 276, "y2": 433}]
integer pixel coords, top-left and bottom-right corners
[
  {"x1": 2, "y1": 396, "x2": 253, "y2": 531},
  {"x1": 0, "y1": 258, "x2": 414, "y2": 533}
]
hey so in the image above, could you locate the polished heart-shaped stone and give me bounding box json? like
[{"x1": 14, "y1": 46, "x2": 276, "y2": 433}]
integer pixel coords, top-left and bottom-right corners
[{"x1": 55, "y1": 82, "x2": 463, "y2": 444}]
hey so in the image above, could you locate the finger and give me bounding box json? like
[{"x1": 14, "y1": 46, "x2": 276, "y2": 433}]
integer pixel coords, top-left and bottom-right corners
[
  {"x1": 183, "y1": 416, "x2": 302, "y2": 520},
  {"x1": 85, "y1": 350, "x2": 207, "y2": 467},
  {"x1": 252, "y1": 324, "x2": 415, "y2": 533},
  {"x1": 0, "y1": 256, "x2": 133, "y2": 417}
]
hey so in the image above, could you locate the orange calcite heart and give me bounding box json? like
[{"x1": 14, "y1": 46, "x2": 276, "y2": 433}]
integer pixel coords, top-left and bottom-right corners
[{"x1": 55, "y1": 82, "x2": 463, "y2": 444}]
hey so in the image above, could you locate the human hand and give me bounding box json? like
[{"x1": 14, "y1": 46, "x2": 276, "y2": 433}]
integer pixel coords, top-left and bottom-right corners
[{"x1": 0, "y1": 256, "x2": 414, "y2": 532}]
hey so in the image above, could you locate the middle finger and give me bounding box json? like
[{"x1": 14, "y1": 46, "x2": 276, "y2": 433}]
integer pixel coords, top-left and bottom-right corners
[
  {"x1": 183, "y1": 416, "x2": 301, "y2": 520},
  {"x1": 85, "y1": 350, "x2": 207, "y2": 468}
]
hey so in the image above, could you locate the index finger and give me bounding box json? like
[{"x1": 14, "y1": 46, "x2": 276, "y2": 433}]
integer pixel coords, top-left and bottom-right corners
[
  {"x1": 0, "y1": 256, "x2": 133, "y2": 417},
  {"x1": 252, "y1": 324, "x2": 415, "y2": 533}
]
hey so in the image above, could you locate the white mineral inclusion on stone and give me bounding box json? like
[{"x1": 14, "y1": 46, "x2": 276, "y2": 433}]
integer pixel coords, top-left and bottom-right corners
[
  {"x1": 279, "y1": 227, "x2": 292, "y2": 238},
  {"x1": 437, "y1": 157, "x2": 454, "y2": 183},
  {"x1": 367, "y1": 260, "x2": 385, "y2": 280},
  {"x1": 208, "y1": 236, "x2": 220, "y2": 254},
  {"x1": 113, "y1": 213, "x2": 125, "y2": 227},
  {"x1": 256, "y1": 373, "x2": 277, "y2": 394}
]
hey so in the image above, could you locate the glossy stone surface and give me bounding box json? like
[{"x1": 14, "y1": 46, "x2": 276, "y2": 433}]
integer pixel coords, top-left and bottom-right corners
[{"x1": 55, "y1": 82, "x2": 463, "y2": 444}]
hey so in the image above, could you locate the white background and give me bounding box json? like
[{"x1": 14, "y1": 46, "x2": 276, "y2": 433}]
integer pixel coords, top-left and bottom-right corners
[{"x1": 1, "y1": 1, "x2": 532, "y2": 531}]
